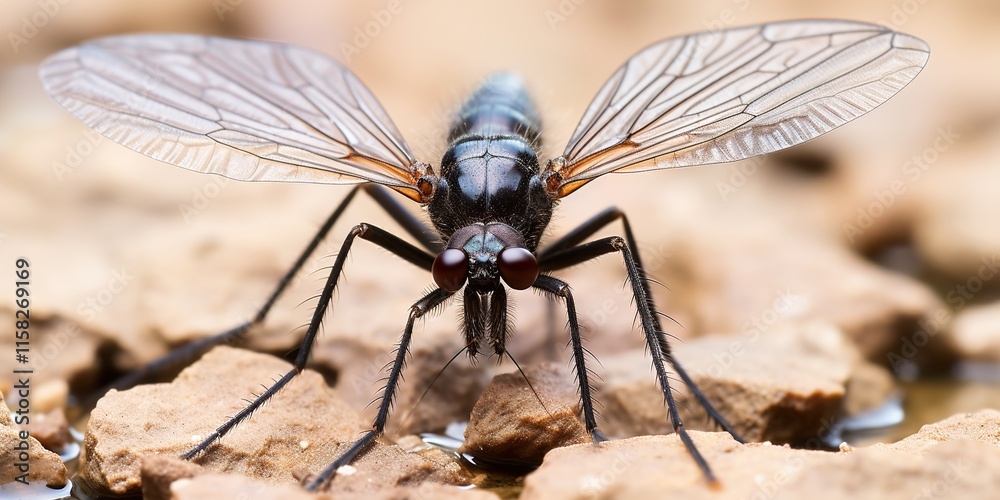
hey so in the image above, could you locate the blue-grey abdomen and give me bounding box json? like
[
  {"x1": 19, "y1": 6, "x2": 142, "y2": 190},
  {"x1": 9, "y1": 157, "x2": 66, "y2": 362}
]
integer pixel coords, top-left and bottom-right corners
[
  {"x1": 447, "y1": 73, "x2": 541, "y2": 145},
  {"x1": 430, "y1": 73, "x2": 551, "y2": 248}
]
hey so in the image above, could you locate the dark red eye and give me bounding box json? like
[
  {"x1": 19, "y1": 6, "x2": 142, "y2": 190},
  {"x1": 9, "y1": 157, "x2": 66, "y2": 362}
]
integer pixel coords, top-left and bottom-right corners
[
  {"x1": 432, "y1": 248, "x2": 469, "y2": 292},
  {"x1": 498, "y1": 247, "x2": 538, "y2": 290}
]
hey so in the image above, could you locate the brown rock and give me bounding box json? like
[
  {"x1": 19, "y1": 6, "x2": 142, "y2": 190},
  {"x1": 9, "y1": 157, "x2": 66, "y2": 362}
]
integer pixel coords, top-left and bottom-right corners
[
  {"x1": 948, "y1": 302, "x2": 1000, "y2": 362},
  {"x1": 141, "y1": 455, "x2": 207, "y2": 500},
  {"x1": 314, "y1": 320, "x2": 493, "y2": 436},
  {"x1": 84, "y1": 346, "x2": 471, "y2": 496},
  {"x1": 326, "y1": 440, "x2": 471, "y2": 495},
  {"x1": 395, "y1": 434, "x2": 467, "y2": 470},
  {"x1": 522, "y1": 432, "x2": 807, "y2": 499},
  {"x1": 0, "y1": 396, "x2": 9, "y2": 426},
  {"x1": 887, "y1": 409, "x2": 1000, "y2": 452},
  {"x1": 22, "y1": 408, "x2": 72, "y2": 453},
  {"x1": 0, "y1": 392, "x2": 68, "y2": 488},
  {"x1": 169, "y1": 473, "x2": 327, "y2": 500},
  {"x1": 595, "y1": 323, "x2": 894, "y2": 444},
  {"x1": 140, "y1": 446, "x2": 487, "y2": 499},
  {"x1": 788, "y1": 440, "x2": 1000, "y2": 500},
  {"x1": 33, "y1": 380, "x2": 69, "y2": 414},
  {"x1": 168, "y1": 472, "x2": 501, "y2": 500},
  {"x1": 0, "y1": 311, "x2": 102, "y2": 395},
  {"x1": 522, "y1": 419, "x2": 1000, "y2": 500},
  {"x1": 792, "y1": 410, "x2": 1000, "y2": 499},
  {"x1": 362, "y1": 483, "x2": 502, "y2": 500},
  {"x1": 653, "y1": 209, "x2": 948, "y2": 369},
  {"x1": 911, "y1": 124, "x2": 1000, "y2": 284},
  {"x1": 460, "y1": 363, "x2": 589, "y2": 466},
  {"x1": 842, "y1": 361, "x2": 897, "y2": 417}
]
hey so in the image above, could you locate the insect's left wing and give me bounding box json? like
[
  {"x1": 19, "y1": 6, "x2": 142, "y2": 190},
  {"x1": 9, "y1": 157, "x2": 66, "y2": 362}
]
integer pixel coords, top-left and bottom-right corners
[
  {"x1": 550, "y1": 20, "x2": 930, "y2": 197},
  {"x1": 40, "y1": 34, "x2": 427, "y2": 201}
]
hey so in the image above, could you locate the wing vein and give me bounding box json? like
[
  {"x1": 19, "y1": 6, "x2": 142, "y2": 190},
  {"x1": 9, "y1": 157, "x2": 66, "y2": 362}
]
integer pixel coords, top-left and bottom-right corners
[{"x1": 554, "y1": 20, "x2": 929, "y2": 197}]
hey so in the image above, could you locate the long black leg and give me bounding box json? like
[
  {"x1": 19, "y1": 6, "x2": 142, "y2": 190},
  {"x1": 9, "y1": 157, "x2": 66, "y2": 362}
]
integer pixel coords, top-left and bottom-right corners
[
  {"x1": 532, "y1": 275, "x2": 608, "y2": 444},
  {"x1": 537, "y1": 208, "x2": 633, "y2": 364},
  {"x1": 363, "y1": 184, "x2": 441, "y2": 252},
  {"x1": 91, "y1": 185, "x2": 438, "y2": 399},
  {"x1": 306, "y1": 288, "x2": 452, "y2": 491},
  {"x1": 543, "y1": 298, "x2": 559, "y2": 361},
  {"x1": 537, "y1": 207, "x2": 626, "y2": 261},
  {"x1": 539, "y1": 208, "x2": 743, "y2": 441},
  {"x1": 541, "y1": 236, "x2": 731, "y2": 485},
  {"x1": 182, "y1": 223, "x2": 435, "y2": 459}
]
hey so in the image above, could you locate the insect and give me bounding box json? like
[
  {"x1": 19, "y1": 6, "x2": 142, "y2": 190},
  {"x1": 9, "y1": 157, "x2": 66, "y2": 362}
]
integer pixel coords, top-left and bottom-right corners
[{"x1": 40, "y1": 20, "x2": 928, "y2": 490}]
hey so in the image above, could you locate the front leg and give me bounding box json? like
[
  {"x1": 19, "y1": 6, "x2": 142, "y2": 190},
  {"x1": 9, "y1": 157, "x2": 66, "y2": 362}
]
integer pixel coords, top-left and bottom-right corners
[
  {"x1": 533, "y1": 274, "x2": 608, "y2": 444},
  {"x1": 306, "y1": 288, "x2": 452, "y2": 491},
  {"x1": 182, "y1": 223, "x2": 435, "y2": 460},
  {"x1": 540, "y1": 214, "x2": 745, "y2": 442},
  {"x1": 540, "y1": 236, "x2": 739, "y2": 485},
  {"x1": 538, "y1": 207, "x2": 743, "y2": 434},
  {"x1": 90, "y1": 185, "x2": 439, "y2": 402}
]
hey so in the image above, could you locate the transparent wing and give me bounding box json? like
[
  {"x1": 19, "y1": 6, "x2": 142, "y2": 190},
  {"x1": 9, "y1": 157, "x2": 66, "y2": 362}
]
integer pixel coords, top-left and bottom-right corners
[
  {"x1": 40, "y1": 34, "x2": 426, "y2": 201},
  {"x1": 553, "y1": 20, "x2": 930, "y2": 196}
]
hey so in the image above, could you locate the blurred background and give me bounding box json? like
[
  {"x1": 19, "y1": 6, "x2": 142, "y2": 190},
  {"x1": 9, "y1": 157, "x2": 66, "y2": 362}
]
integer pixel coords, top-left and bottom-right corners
[{"x1": 2, "y1": 0, "x2": 1000, "y2": 465}]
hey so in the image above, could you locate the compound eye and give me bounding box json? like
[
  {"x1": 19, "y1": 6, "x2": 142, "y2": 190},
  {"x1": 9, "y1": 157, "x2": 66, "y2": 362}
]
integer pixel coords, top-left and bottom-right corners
[
  {"x1": 498, "y1": 247, "x2": 538, "y2": 290},
  {"x1": 432, "y1": 248, "x2": 469, "y2": 292}
]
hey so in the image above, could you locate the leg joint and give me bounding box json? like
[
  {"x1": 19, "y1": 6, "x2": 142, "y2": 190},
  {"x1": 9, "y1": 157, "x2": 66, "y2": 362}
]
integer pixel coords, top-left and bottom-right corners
[
  {"x1": 349, "y1": 223, "x2": 370, "y2": 238},
  {"x1": 408, "y1": 305, "x2": 422, "y2": 319},
  {"x1": 409, "y1": 300, "x2": 434, "y2": 319}
]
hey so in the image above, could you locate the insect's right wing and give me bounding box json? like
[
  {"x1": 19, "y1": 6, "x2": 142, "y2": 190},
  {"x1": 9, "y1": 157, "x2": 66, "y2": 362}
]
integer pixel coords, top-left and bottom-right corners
[
  {"x1": 550, "y1": 20, "x2": 930, "y2": 197},
  {"x1": 40, "y1": 34, "x2": 428, "y2": 202}
]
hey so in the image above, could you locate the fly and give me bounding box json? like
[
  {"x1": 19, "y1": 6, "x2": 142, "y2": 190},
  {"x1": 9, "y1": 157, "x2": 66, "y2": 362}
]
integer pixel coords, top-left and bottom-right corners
[{"x1": 39, "y1": 20, "x2": 929, "y2": 490}]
